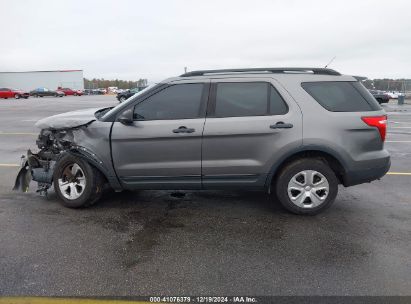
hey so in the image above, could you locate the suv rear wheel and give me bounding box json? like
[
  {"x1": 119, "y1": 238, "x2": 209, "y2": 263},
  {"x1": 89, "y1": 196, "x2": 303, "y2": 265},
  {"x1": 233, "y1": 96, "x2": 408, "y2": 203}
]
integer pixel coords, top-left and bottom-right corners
[
  {"x1": 275, "y1": 158, "x2": 338, "y2": 215},
  {"x1": 53, "y1": 154, "x2": 105, "y2": 208}
]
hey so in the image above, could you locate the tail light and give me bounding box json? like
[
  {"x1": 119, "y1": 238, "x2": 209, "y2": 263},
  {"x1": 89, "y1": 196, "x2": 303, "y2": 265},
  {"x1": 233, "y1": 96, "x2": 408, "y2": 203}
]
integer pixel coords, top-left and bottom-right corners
[{"x1": 361, "y1": 115, "x2": 387, "y2": 142}]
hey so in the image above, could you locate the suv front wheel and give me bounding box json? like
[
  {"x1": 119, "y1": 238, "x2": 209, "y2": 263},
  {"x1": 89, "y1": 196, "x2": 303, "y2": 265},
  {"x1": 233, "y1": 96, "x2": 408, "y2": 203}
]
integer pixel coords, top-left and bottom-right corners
[
  {"x1": 53, "y1": 154, "x2": 105, "y2": 208},
  {"x1": 275, "y1": 158, "x2": 338, "y2": 215}
]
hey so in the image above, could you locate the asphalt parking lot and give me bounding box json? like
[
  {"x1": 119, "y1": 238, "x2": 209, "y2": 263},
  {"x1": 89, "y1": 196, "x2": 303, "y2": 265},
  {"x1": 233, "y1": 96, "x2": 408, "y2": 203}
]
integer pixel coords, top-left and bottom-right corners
[{"x1": 0, "y1": 95, "x2": 410, "y2": 296}]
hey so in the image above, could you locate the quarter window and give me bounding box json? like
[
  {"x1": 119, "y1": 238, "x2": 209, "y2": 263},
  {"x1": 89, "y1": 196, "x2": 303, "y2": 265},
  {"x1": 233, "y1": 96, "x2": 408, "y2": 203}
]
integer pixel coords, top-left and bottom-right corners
[
  {"x1": 302, "y1": 81, "x2": 381, "y2": 112},
  {"x1": 133, "y1": 83, "x2": 204, "y2": 120}
]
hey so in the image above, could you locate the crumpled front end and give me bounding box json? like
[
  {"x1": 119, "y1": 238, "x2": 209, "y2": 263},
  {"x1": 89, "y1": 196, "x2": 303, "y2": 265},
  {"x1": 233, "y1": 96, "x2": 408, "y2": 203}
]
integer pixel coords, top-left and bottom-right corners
[
  {"x1": 13, "y1": 129, "x2": 75, "y2": 195},
  {"x1": 13, "y1": 109, "x2": 121, "y2": 196}
]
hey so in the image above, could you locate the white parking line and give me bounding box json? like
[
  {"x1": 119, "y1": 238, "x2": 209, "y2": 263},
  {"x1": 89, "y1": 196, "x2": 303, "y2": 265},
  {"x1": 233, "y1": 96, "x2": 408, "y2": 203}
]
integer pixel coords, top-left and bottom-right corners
[
  {"x1": 0, "y1": 164, "x2": 19, "y2": 167},
  {"x1": 386, "y1": 141, "x2": 411, "y2": 143},
  {"x1": 389, "y1": 121, "x2": 411, "y2": 124},
  {"x1": 0, "y1": 131, "x2": 37, "y2": 135}
]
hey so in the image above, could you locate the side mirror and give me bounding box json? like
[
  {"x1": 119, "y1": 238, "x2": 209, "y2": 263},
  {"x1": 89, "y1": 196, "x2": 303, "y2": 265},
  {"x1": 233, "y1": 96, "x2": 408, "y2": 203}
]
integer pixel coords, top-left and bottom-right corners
[{"x1": 117, "y1": 108, "x2": 134, "y2": 125}]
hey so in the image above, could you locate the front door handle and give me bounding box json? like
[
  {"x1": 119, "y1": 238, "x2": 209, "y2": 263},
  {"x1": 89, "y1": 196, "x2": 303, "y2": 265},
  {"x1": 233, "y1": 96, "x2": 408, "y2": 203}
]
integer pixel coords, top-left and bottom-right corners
[
  {"x1": 270, "y1": 122, "x2": 293, "y2": 129},
  {"x1": 173, "y1": 126, "x2": 195, "y2": 133}
]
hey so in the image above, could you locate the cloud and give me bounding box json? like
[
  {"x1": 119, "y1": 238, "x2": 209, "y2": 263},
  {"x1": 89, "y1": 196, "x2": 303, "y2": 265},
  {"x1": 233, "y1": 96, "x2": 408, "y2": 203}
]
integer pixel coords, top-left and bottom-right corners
[{"x1": 1, "y1": 0, "x2": 410, "y2": 81}]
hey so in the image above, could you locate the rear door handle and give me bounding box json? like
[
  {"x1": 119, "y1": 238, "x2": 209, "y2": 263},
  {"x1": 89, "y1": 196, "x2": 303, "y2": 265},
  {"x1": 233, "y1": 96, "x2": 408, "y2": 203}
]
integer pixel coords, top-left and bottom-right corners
[
  {"x1": 173, "y1": 126, "x2": 195, "y2": 133},
  {"x1": 270, "y1": 122, "x2": 293, "y2": 129}
]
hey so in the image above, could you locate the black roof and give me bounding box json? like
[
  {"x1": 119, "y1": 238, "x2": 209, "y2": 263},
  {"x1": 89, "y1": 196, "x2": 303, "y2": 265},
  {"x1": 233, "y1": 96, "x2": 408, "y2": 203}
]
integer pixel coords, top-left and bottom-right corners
[{"x1": 180, "y1": 67, "x2": 341, "y2": 77}]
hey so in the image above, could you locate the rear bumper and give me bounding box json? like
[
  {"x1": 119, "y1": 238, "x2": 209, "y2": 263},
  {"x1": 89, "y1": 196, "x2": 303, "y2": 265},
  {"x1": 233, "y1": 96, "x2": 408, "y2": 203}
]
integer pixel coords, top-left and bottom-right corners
[{"x1": 343, "y1": 156, "x2": 391, "y2": 187}]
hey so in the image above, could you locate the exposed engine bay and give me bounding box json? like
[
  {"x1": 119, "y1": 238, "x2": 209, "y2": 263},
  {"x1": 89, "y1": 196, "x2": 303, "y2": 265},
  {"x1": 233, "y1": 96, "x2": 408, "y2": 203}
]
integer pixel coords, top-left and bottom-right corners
[{"x1": 14, "y1": 127, "x2": 90, "y2": 196}]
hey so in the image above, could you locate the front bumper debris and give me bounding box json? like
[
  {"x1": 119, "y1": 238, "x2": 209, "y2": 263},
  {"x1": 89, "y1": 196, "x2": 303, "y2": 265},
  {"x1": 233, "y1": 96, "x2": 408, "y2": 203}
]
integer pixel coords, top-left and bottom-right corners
[
  {"x1": 13, "y1": 150, "x2": 56, "y2": 196},
  {"x1": 13, "y1": 155, "x2": 31, "y2": 192}
]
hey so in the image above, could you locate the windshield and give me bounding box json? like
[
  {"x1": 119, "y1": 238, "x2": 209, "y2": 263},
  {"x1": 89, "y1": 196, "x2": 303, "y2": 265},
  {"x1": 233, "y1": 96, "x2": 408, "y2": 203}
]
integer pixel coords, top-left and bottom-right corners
[{"x1": 101, "y1": 83, "x2": 158, "y2": 120}]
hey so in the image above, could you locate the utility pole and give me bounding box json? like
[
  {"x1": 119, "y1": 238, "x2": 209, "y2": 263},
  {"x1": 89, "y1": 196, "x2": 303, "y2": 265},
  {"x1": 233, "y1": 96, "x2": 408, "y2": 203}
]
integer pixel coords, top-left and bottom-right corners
[{"x1": 184, "y1": 67, "x2": 187, "y2": 74}]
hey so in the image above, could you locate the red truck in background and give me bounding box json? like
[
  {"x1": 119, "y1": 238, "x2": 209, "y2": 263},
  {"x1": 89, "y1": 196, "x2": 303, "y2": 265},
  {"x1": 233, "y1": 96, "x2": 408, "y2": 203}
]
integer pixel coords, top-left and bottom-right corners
[
  {"x1": 58, "y1": 87, "x2": 83, "y2": 96},
  {"x1": 0, "y1": 88, "x2": 30, "y2": 99}
]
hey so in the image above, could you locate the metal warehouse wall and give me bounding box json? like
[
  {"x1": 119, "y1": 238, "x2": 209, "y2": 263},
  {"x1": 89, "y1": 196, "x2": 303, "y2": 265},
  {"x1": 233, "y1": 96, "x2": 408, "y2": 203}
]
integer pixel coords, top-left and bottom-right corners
[{"x1": 0, "y1": 70, "x2": 84, "y2": 91}]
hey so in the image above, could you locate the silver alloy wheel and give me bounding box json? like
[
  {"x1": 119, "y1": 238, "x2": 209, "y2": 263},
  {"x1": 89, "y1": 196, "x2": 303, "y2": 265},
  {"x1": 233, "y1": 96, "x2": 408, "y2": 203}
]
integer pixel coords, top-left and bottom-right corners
[
  {"x1": 15, "y1": 94, "x2": 20, "y2": 99},
  {"x1": 58, "y1": 163, "x2": 87, "y2": 200},
  {"x1": 287, "y1": 170, "x2": 329, "y2": 208}
]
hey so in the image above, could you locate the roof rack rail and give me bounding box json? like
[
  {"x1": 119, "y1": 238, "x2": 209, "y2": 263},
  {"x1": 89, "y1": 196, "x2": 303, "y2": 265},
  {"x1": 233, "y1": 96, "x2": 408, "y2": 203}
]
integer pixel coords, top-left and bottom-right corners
[{"x1": 180, "y1": 67, "x2": 341, "y2": 77}]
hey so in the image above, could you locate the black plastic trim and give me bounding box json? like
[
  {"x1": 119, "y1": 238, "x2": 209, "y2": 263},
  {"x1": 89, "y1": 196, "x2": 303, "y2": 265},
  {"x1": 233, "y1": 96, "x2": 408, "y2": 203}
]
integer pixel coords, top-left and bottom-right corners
[
  {"x1": 343, "y1": 158, "x2": 391, "y2": 187},
  {"x1": 264, "y1": 146, "x2": 348, "y2": 188},
  {"x1": 67, "y1": 148, "x2": 123, "y2": 190}
]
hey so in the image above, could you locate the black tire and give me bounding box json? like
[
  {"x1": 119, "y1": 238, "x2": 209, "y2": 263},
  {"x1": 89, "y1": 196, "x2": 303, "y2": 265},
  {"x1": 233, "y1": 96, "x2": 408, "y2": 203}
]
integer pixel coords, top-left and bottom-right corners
[
  {"x1": 53, "y1": 154, "x2": 105, "y2": 208},
  {"x1": 33, "y1": 94, "x2": 38, "y2": 98},
  {"x1": 275, "y1": 158, "x2": 338, "y2": 215}
]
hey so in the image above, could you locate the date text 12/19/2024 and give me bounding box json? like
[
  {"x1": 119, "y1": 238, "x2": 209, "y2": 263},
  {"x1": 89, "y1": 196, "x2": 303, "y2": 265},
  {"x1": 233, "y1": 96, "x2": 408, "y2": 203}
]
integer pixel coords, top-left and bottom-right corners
[{"x1": 149, "y1": 296, "x2": 258, "y2": 303}]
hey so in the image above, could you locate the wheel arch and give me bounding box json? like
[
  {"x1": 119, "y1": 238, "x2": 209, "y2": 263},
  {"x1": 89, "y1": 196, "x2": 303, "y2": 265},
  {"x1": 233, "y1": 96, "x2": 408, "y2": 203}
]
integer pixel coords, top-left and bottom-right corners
[
  {"x1": 65, "y1": 148, "x2": 123, "y2": 191},
  {"x1": 265, "y1": 146, "x2": 348, "y2": 189}
]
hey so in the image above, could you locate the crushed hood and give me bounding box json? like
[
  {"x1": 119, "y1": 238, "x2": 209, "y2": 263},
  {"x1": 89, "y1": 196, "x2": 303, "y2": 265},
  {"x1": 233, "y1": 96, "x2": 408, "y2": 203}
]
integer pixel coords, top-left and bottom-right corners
[{"x1": 35, "y1": 108, "x2": 101, "y2": 130}]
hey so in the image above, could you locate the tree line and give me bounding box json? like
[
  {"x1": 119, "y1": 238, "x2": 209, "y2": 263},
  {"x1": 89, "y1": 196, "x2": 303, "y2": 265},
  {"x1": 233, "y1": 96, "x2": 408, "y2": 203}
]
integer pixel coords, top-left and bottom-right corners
[
  {"x1": 84, "y1": 78, "x2": 148, "y2": 90},
  {"x1": 83, "y1": 77, "x2": 410, "y2": 92},
  {"x1": 362, "y1": 79, "x2": 411, "y2": 92}
]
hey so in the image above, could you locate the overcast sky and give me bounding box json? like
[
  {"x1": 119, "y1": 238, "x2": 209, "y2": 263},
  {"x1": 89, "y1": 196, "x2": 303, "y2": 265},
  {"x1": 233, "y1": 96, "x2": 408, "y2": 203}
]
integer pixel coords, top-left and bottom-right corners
[{"x1": 1, "y1": 0, "x2": 410, "y2": 82}]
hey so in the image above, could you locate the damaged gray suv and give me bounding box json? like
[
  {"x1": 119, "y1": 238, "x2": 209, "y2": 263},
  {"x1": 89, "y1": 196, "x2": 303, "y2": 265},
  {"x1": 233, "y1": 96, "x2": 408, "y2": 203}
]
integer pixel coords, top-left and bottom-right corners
[{"x1": 14, "y1": 68, "x2": 390, "y2": 215}]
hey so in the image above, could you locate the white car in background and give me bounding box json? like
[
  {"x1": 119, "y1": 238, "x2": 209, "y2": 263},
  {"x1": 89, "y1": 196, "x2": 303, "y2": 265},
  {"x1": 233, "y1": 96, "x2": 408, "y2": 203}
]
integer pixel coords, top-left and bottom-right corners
[
  {"x1": 107, "y1": 87, "x2": 119, "y2": 93},
  {"x1": 386, "y1": 91, "x2": 405, "y2": 99}
]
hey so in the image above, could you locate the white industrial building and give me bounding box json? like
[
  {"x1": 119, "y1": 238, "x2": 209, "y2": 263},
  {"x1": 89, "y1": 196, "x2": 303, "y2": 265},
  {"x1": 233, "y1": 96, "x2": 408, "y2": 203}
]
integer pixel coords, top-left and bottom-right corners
[{"x1": 0, "y1": 70, "x2": 84, "y2": 91}]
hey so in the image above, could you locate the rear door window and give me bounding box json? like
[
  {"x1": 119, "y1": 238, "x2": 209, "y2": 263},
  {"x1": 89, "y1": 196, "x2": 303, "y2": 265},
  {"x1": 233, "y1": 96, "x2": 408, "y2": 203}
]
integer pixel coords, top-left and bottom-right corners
[
  {"x1": 214, "y1": 82, "x2": 288, "y2": 117},
  {"x1": 269, "y1": 85, "x2": 288, "y2": 115},
  {"x1": 302, "y1": 81, "x2": 381, "y2": 112}
]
